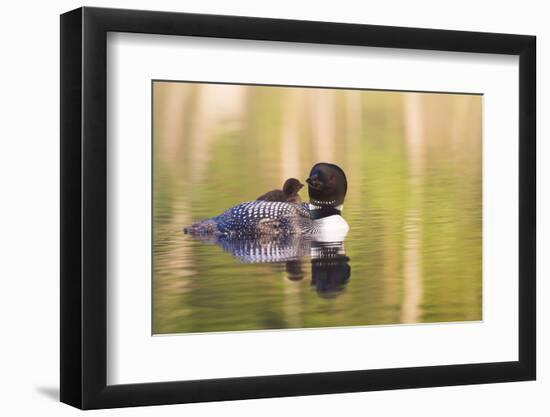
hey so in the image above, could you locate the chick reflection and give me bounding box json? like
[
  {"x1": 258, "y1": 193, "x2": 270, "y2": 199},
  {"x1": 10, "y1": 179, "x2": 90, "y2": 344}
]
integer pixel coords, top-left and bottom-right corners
[
  {"x1": 188, "y1": 234, "x2": 351, "y2": 298},
  {"x1": 285, "y1": 259, "x2": 306, "y2": 281}
]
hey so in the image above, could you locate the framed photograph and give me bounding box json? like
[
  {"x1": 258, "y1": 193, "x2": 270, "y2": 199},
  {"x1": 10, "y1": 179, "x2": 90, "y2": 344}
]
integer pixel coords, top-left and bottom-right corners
[{"x1": 60, "y1": 6, "x2": 536, "y2": 409}]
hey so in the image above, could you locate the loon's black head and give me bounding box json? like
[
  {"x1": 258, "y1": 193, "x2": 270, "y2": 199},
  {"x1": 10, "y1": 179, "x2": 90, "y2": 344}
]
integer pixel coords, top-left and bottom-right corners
[
  {"x1": 282, "y1": 178, "x2": 304, "y2": 195},
  {"x1": 306, "y1": 163, "x2": 347, "y2": 208}
]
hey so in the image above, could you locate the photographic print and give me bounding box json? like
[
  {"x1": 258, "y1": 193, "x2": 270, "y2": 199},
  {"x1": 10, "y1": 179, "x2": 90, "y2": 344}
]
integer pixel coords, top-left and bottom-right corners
[{"x1": 152, "y1": 81, "x2": 482, "y2": 335}]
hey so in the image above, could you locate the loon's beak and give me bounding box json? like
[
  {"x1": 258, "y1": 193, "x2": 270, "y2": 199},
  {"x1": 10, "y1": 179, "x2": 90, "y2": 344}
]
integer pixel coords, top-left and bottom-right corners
[{"x1": 306, "y1": 175, "x2": 324, "y2": 191}]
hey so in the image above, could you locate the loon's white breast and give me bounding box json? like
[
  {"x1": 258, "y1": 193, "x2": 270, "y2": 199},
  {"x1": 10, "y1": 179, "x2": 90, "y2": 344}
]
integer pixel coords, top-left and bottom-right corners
[{"x1": 310, "y1": 214, "x2": 349, "y2": 242}]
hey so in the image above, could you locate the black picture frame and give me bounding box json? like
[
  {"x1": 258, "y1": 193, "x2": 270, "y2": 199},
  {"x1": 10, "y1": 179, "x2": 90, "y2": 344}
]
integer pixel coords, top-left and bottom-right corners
[{"x1": 60, "y1": 6, "x2": 536, "y2": 410}]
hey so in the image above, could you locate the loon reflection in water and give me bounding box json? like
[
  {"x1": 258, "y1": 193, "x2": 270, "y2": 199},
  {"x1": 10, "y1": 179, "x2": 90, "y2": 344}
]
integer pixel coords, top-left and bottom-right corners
[{"x1": 188, "y1": 233, "x2": 351, "y2": 297}]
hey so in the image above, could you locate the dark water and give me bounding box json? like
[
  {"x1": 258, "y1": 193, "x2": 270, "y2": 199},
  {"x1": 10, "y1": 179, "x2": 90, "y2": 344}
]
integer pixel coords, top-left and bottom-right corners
[{"x1": 152, "y1": 82, "x2": 482, "y2": 334}]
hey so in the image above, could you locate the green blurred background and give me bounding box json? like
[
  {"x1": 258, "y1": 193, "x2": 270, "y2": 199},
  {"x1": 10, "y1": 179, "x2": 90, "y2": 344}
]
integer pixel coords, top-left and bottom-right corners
[{"x1": 152, "y1": 81, "x2": 482, "y2": 334}]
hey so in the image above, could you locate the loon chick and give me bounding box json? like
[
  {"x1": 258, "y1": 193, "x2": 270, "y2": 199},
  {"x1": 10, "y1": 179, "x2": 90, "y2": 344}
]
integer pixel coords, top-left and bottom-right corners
[
  {"x1": 184, "y1": 163, "x2": 348, "y2": 238},
  {"x1": 257, "y1": 178, "x2": 304, "y2": 203}
]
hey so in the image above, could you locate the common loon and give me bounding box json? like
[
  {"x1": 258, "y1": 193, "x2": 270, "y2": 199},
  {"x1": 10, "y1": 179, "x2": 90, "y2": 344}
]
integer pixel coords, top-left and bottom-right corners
[
  {"x1": 184, "y1": 163, "x2": 348, "y2": 239},
  {"x1": 257, "y1": 178, "x2": 304, "y2": 203}
]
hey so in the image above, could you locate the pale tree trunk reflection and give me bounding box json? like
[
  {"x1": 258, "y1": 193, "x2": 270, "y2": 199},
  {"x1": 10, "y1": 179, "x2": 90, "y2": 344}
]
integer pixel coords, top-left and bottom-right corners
[
  {"x1": 189, "y1": 85, "x2": 247, "y2": 183},
  {"x1": 401, "y1": 93, "x2": 425, "y2": 324},
  {"x1": 280, "y1": 89, "x2": 302, "y2": 184},
  {"x1": 310, "y1": 89, "x2": 336, "y2": 162},
  {"x1": 344, "y1": 90, "x2": 363, "y2": 202},
  {"x1": 153, "y1": 82, "x2": 189, "y2": 163}
]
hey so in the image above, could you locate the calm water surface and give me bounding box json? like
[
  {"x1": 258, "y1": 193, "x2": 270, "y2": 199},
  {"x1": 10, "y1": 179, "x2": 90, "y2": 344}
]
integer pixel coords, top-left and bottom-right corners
[{"x1": 153, "y1": 83, "x2": 482, "y2": 334}]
